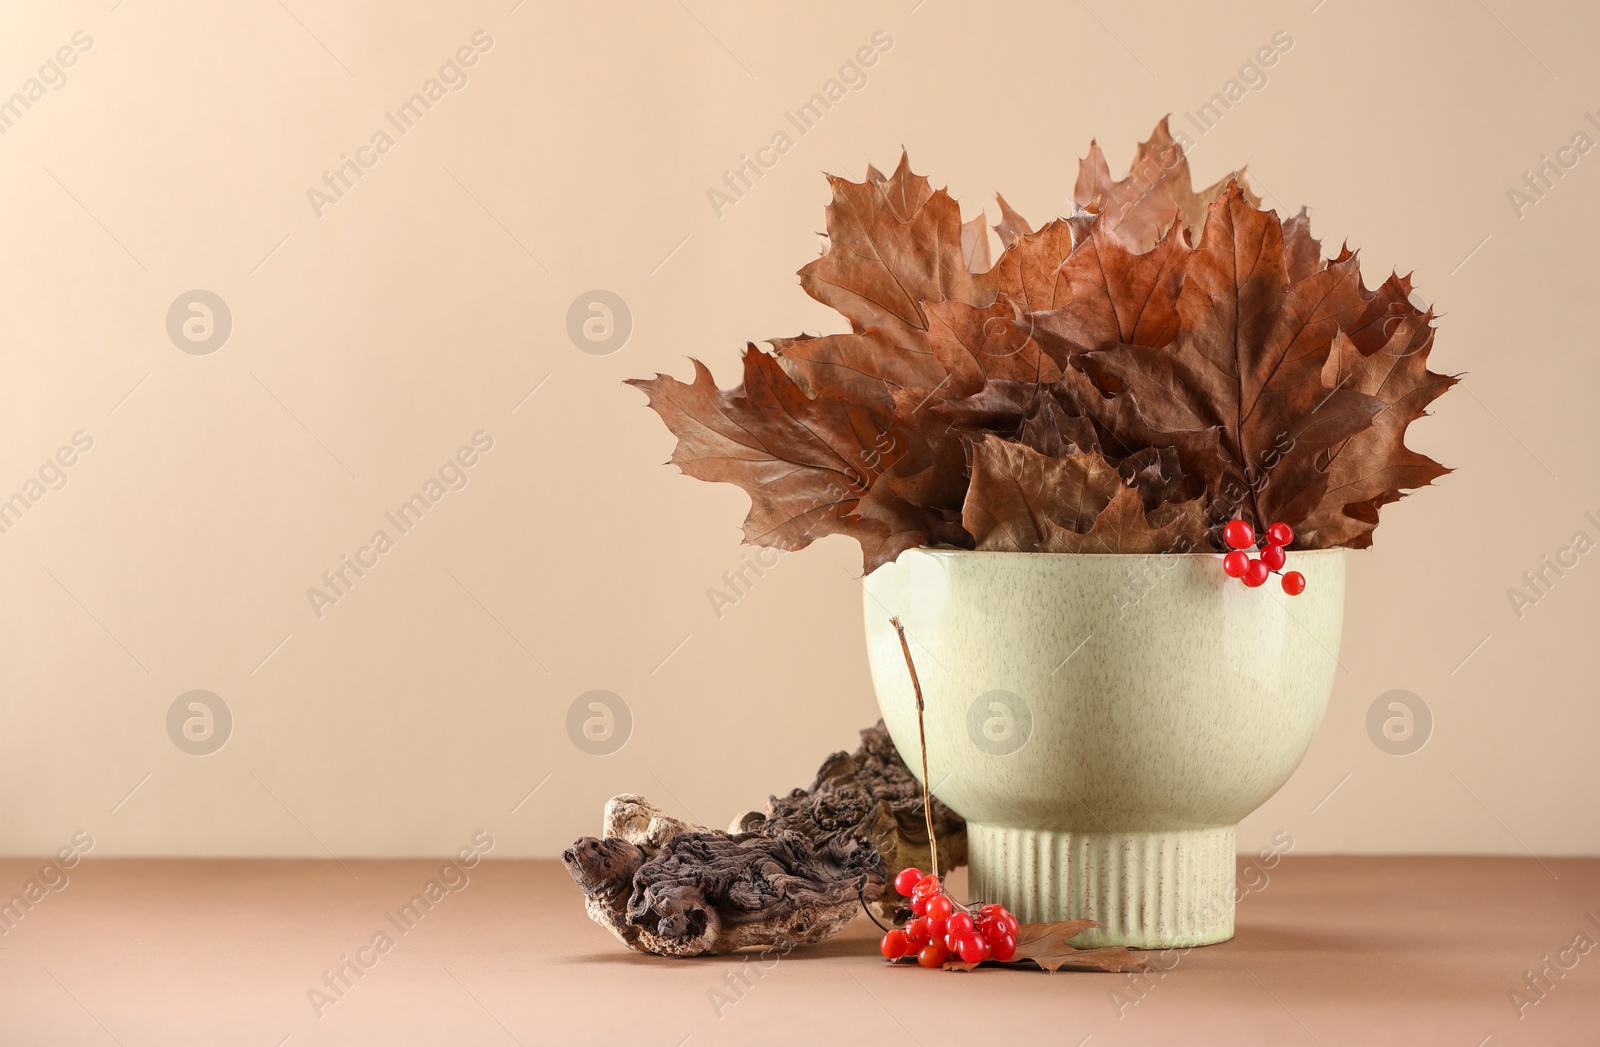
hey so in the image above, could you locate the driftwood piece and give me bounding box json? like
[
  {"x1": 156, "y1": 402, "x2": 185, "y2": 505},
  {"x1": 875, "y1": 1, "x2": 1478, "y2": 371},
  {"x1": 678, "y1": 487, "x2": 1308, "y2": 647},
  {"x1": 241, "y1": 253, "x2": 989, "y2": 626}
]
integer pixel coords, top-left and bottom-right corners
[
  {"x1": 732, "y1": 720, "x2": 966, "y2": 916},
  {"x1": 563, "y1": 794, "x2": 884, "y2": 957},
  {"x1": 562, "y1": 722, "x2": 966, "y2": 955}
]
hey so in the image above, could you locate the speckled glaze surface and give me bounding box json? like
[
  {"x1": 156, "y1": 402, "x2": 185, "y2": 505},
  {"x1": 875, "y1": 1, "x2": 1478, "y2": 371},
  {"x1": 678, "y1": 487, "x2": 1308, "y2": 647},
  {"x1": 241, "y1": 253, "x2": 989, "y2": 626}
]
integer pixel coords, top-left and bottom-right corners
[{"x1": 863, "y1": 549, "x2": 1345, "y2": 948}]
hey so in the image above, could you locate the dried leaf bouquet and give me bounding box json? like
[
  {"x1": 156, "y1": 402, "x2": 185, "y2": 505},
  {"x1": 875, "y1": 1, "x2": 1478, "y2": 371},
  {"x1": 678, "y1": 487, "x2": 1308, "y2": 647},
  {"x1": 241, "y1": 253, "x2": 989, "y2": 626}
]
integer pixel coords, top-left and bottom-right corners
[{"x1": 629, "y1": 119, "x2": 1456, "y2": 572}]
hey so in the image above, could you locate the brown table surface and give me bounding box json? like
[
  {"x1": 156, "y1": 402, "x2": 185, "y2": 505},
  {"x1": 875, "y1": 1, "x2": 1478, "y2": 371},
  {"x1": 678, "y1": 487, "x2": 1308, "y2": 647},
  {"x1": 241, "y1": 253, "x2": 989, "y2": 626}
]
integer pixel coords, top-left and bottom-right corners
[{"x1": 0, "y1": 856, "x2": 1595, "y2": 1046}]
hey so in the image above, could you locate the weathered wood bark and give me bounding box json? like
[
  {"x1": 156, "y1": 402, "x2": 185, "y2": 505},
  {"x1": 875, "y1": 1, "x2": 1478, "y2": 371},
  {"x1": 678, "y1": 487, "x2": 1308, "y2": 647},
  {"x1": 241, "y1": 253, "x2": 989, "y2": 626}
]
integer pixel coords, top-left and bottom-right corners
[
  {"x1": 563, "y1": 795, "x2": 884, "y2": 957},
  {"x1": 732, "y1": 720, "x2": 966, "y2": 917},
  {"x1": 562, "y1": 722, "x2": 966, "y2": 955}
]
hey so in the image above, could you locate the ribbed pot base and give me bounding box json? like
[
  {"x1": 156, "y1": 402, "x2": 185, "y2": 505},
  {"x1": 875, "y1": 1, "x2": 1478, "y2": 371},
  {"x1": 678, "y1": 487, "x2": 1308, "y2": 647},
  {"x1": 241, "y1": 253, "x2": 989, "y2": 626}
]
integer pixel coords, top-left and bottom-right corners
[{"x1": 967, "y1": 823, "x2": 1237, "y2": 948}]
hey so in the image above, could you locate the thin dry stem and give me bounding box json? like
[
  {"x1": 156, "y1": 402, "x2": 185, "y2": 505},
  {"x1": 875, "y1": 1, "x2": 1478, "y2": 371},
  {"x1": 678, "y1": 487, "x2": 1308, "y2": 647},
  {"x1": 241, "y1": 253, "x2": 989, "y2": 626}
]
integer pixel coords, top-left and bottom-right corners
[{"x1": 890, "y1": 616, "x2": 938, "y2": 881}]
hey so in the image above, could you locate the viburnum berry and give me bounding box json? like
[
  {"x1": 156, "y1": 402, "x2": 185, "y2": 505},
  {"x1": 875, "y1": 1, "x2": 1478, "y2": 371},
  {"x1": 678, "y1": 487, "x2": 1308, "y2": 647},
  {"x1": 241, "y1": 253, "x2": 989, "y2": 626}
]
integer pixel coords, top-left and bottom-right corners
[
  {"x1": 1225, "y1": 519, "x2": 1305, "y2": 593},
  {"x1": 957, "y1": 934, "x2": 991, "y2": 963},
  {"x1": 916, "y1": 874, "x2": 941, "y2": 894},
  {"x1": 893, "y1": 867, "x2": 923, "y2": 897},
  {"x1": 886, "y1": 898, "x2": 1021, "y2": 967}
]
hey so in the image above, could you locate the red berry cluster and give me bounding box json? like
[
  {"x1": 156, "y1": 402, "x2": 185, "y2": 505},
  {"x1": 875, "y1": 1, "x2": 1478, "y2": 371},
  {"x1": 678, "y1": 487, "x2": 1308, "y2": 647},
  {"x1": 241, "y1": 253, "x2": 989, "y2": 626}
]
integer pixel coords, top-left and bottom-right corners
[
  {"x1": 879, "y1": 867, "x2": 1020, "y2": 967},
  {"x1": 1221, "y1": 520, "x2": 1306, "y2": 596}
]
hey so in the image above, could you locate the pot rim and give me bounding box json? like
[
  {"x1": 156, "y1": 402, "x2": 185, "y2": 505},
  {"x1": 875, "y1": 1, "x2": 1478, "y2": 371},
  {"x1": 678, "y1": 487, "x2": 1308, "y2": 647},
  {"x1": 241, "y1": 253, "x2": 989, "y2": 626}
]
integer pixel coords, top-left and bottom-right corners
[{"x1": 889, "y1": 546, "x2": 1347, "y2": 561}]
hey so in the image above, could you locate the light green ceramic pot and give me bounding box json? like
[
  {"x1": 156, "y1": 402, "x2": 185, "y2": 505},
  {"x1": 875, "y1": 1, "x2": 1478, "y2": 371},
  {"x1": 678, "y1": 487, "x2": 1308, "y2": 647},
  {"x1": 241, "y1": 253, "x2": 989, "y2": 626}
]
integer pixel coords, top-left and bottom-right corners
[{"x1": 862, "y1": 548, "x2": 1344, "y2": 948}]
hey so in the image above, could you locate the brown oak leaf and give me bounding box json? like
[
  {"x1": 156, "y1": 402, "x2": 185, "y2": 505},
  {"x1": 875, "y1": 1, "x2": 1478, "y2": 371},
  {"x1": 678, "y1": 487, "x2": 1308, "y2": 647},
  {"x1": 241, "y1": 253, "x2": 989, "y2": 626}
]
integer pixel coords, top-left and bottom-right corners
[
  {"x1": 992, "y1": 192, "x2": 1033, "y2": 249},
  {"x1": 1040, "y1": 485, "x2": 1205, "y2": 555},
  {"x1": 1028, "y1": 217, "x2": 1192, "y2": 360},
  {"x1": 1084, "y1": 183, "x2": 1386, "y2": 534},
  {"x1": 961, "y1": 212, "x2": 991, "y2": 274},
  {"x1": 978, "y1": 205, "x2": 1102, "y2": 315},
  {"x1": 1073, "y1": 116, "x2": 1257, "y2": 251},
  {"x1": 963, "y1": 439, "x2": 1122, "y2": 550},
  {"x1": 925, "y1": 298, "x2": 1063, "y2": 391},
  {"x1": 1282, "y1": 206, "x2": 1323, "y2": 284},
  {"x1": 1297, "y1": 321, "x2": 1457, "y2": 547},
  {"x1": 799, "y1": 154, "x2": 975, "y2": 352},
  {"x1": 945, "y1": 919, "x2": 1149, "y2": 973},
  {"x1": 626, "y1": 348, "x2": 934, "y2": 572},
  {"x1": 770, "y1": 329, "x2": 942, "y2": 407}
]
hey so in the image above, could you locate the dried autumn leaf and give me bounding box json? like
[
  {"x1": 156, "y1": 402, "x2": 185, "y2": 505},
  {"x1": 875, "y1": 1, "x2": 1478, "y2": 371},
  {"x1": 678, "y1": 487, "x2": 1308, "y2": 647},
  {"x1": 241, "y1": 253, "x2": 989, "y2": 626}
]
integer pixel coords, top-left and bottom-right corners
[
  {"x1": 961, "y1": 212, "x2": 991, "y2": 273},
  {"x1": 1040, "y1": 485, "x2": 1206, "y2": 555},
  {"x1": 937, "y1": 374, "x2": 1225, "y2": 510},
  {"x1": 962, "y1": 439, "x2": 1123, "y2": 551},
  {"x1": 978, "y1": 209, "x2": 1097, "y2": 315},
  {"x1": 1016, "y1": 393, "x2": 1101, "y2": 459},
  {"x1": 945, "y1": 919, "x2": 1149, "y2": 973},
  {"x1": 925, "y1": 299, "x2": 1063, "y2": 390},
  {"x1": 1073, "y1": 116, "x2": 1258, "y2": 251},
  {"x1": 625, "y1": 348, "x2": 934, "y2": 572},
  {"x1": 798, "y1": 153, "x2": 975, "y2": 352},
  {"x1": 770, "y1": 329, "x2": 942, "y2": 407},
  {"x1": 1084, "y1": 183, "x2": 1387, "y2": 534},
  {"x1": 879, "y1": 386, "x2": 971, "y2": 516},
  {"x1": 1281, "y1": 206, "x2": 1323, "y2": 284},
  {"x1": 992, "y1": 192, "x2": 1032, "y2": 249},
  {"x1": 1117, "y1": 445, "x2": 1187, "y2": 511},
  {"x1": 1344, "y1": 269, "x2": 1429, "y2": 356},
  {"x1": 1297, "y1": 321, "x2": 1458, "y2": 547},
  {"x1": 1028, "y1": 217, "x2": 1192, "y2": 359}
]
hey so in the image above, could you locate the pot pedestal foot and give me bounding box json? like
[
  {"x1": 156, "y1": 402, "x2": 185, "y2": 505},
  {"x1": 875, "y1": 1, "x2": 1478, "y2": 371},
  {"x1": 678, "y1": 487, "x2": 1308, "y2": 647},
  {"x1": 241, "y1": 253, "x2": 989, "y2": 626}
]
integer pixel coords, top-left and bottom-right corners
[{"x1": 967, "y1": 823, "x2": 1237, "y2": 948}]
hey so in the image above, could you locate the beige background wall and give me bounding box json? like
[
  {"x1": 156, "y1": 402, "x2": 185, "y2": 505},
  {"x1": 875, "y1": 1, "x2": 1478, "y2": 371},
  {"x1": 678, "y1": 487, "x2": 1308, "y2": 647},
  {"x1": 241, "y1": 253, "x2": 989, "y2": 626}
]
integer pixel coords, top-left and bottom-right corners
[{"x1": 0, "y1": 0, "x2": 1594, "y2": 859}]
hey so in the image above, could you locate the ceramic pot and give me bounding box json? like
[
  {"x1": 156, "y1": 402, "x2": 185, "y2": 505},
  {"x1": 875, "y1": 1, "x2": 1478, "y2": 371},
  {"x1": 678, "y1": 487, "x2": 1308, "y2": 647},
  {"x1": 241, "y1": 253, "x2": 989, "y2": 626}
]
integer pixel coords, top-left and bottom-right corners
[{"x1": 862, "y1": 548, "x2": 1344, "y2": 948}]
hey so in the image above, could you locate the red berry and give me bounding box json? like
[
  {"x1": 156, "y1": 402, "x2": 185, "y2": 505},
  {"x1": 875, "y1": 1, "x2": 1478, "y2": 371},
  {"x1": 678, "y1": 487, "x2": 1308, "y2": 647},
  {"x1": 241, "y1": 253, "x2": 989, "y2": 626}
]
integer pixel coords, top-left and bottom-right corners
[
  {"x1": 957, "y1": 934, "x2": 991, "y2": 963},
  {"x1": 1222, "y1": 550, "x2": 1249, "y2": 577},
  {"x1": 917, "y1": 943, "x2": 948, "y2": 968},
  {"x1": 905, "y1": 918, "x2": 931, "y2": 947},
  {"x1": 1260, "y1": 544, "x2": 1286, "y2": 571},
  {"x1": 991, "y1": 934, "x2": 1017, "y2": 961},
  {"x1": 998, "y1": 910, "x2": 1019, "y2": 935},
  {"x1": 1243, "y1": 559, "x2": 1269, "y2": 588},
  {"x1": 946, "y1": 912, "x2": 975, "y2": 937},
  {"x1": 1223, "y1": 519, "x2": 1255, "y2": 550},
  {"x1": 880, "y1": 929, "x2": 909, "y2": 959},
  {"x1": 909, "y1": 894, "x2": 928, "y2": 916},
  {"x1": 1281, "y1": 571, "x2": 1307, "y2": 596},
  {"x1": 978, "y1": 919, "x2": 1007, "y2": 946},
  {"x1": 926, "y1": 916, "x2": 947, "y2": 937},
  {"x1": 1267, "y1": 522, "x2": 1293, "y2": 547},
  {"x1": 926, "y1": 895, "x2": 954, "y2": 922},
  {"x1": 893, "y1": 868, "x2": 923, "y2": 897},
  {"x1": 917, "y1": 874, "x2": 941, "y2": 894},
  {"x1": 979, "y1": 903, "x2": 1003, "y2": 916}
]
